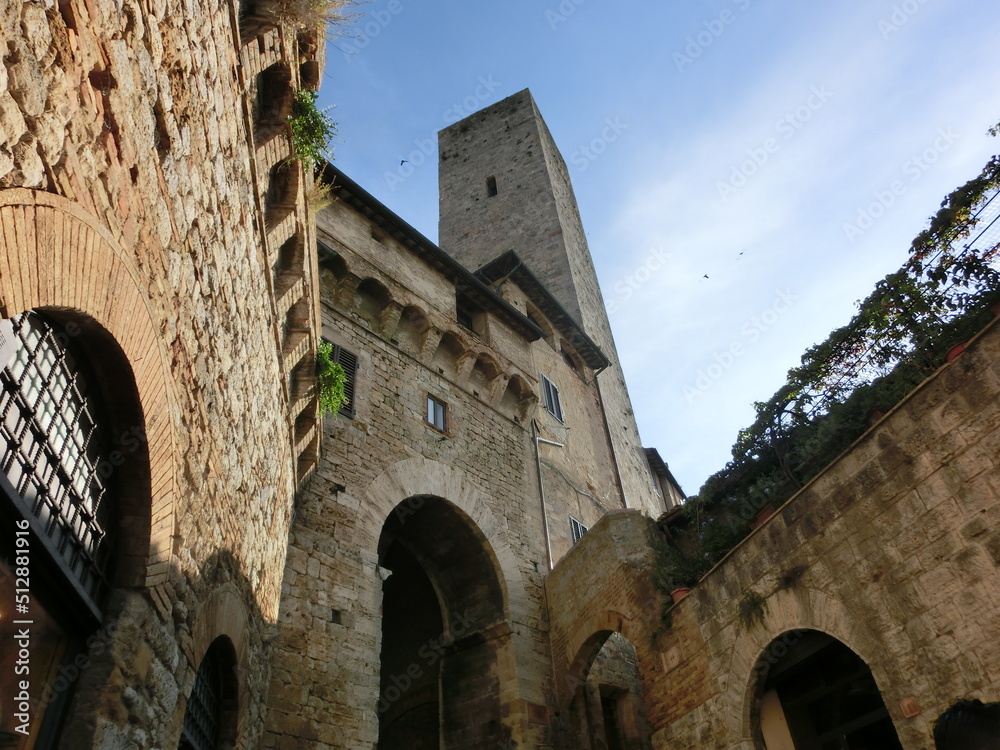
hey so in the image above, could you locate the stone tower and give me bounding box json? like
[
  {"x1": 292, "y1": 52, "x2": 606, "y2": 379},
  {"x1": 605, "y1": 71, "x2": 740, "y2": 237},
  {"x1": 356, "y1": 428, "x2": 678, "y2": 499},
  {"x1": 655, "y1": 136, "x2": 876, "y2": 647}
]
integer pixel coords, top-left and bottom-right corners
[{"x1": 438, "y1": 89, "x2": 660, "y2": 515}]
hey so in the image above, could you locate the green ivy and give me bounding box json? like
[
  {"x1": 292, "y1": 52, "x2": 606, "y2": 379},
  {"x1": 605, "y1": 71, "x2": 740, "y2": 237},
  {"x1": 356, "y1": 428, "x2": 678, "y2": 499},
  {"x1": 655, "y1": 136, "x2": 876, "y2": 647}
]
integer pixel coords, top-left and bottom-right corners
[
  {"x1": 655, "y1": 139, "x2": 1000, "y2": 596},
  {"x1": 289, "y1": 89, "x2": 336, "y2": 165},
  {"x1": 316, "y1": 340, "x2": 348, "y2": 416}
]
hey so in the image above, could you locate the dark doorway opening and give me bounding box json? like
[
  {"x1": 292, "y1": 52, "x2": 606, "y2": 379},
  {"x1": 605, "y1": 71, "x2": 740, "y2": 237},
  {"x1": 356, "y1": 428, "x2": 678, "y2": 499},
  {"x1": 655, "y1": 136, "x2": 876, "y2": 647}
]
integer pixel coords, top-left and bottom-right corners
[
  {"x1": 757, "y1": 630, "x2": 904, "y2": 750},
  {"x1": 377, "y1": 496, "x2": 506, "y2": 750}
]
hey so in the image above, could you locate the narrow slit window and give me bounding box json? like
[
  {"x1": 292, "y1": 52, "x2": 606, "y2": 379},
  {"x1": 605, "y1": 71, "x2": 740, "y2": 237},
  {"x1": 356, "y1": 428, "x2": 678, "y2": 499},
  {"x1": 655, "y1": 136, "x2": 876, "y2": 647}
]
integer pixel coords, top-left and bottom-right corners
[
  {"x1": 486, "y1": 175, "x2": 498, "y2": 197},
  {"x1": 426, "y1": 395, "x2": 447, "y2": 432},
  {"x1": 541, "y1": 374, "x2": 563, "y2": 422}
]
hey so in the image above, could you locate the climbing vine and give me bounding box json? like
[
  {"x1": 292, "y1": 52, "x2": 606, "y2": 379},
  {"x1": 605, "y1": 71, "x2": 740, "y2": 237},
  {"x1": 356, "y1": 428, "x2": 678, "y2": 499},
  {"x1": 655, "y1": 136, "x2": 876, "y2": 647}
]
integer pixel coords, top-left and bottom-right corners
[{"x1": 653, "y1": 128, "x2": 1000, "y2": 591}]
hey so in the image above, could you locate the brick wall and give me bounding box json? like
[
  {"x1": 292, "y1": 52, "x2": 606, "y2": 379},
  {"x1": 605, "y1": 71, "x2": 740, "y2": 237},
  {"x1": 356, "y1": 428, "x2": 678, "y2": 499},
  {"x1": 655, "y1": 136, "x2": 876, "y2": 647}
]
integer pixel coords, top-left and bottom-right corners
[{"x1": 547, "y1": 316, "x2": 1000, "y2": 750}]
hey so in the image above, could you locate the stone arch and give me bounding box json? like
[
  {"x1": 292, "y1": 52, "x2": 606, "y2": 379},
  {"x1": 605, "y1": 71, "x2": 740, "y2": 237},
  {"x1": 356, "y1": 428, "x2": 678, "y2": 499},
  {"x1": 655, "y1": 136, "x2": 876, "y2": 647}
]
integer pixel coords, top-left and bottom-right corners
[
  {"x1": 395, "y1": 302, "x2": 431, "y2": 353},
  {"x1": 0, "y1": 189, "x2": 177, "y2": 590},
  {"x1": 432, "y1": 330, "x2": 470, "y2": 378},
  {"x1": 725, "y1": 586, "x2": 894, "y2": 743},
  {"x1": 568, "y1": 609, "x2": 635, "y2": 702},
  {"x1": 378, "y1": 495, "x2": 507, "y2": 632},
  {"x1": 501, "y1": 374, "x2": 536, "y2": 421},
  {"x1": 469, "y1": 351, "x2": 502, "y2": 395},
  {"x1": 361, "y1": 457, "x2": 527, "y2": 618},
  {"x1": 558, "y1": 620, "x2": 652, "y2": 750},
  {"x1": 351, "y1": 276, "x2": 393, "y2": 331},
  {"x1": 186, "y1": 583, "x2": 251, "y2": 740}
]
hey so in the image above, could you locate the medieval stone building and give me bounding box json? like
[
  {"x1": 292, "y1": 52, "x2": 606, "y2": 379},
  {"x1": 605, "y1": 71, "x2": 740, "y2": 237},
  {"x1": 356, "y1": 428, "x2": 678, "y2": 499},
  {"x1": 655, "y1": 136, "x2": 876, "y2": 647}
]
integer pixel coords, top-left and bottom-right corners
[{"x1": 2, "y1": 4, "x2": 999, "y2": 750}]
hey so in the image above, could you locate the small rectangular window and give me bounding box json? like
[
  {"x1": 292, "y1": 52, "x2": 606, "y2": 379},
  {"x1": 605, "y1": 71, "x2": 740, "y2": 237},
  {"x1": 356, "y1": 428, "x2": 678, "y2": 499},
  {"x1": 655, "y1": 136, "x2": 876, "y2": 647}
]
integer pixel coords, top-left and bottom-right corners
[
  {"x1": 570, "y1": 517, "x2": 588, "y2": 544},
  {"x1": 486, "y1": 175, "x2": 498, "y2": 197},
  {"x1": 541, "y1": 374, "x2": 563, "y2": 422},
  {"x1": 426, "y1": 395, "x2": 447, "y2": 432},
  {"x1": 324, "y1": 340, "x2": 357, "y2": 418}
]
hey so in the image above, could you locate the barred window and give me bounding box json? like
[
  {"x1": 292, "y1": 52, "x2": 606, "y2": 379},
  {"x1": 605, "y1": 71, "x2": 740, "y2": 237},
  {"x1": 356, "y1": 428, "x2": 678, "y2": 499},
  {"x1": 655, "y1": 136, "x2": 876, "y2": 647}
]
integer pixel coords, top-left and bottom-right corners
[
  {"x1": 179, "y1": 643, "x2": 227, "y2": 750},
  {"x1": 0, "y1": 312, "x2": 111, "y2": 619}
]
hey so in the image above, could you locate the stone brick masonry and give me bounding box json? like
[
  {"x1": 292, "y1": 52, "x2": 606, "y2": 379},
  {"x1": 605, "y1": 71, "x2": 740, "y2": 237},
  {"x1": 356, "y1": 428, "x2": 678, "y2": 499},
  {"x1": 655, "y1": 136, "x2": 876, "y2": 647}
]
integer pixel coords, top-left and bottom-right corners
[
  {"x1": 547, "y1": 315, "x2": 1000, "y2": 750},
  {"x1": 1, "y1": 1, "x2": 321, "y2": 747}
]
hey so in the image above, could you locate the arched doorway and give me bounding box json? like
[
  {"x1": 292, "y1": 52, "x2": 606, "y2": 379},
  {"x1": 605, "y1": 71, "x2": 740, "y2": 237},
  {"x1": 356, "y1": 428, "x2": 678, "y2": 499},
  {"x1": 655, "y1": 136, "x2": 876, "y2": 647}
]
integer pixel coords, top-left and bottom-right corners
[
  {"x1": 560, "y1": 631, "x2": 651, "y2": 750},
  {"x1": 753, "y1": 630, "x2": 903, "y2": 750},
  {"x1": 377, "y1": 496, "x2": 507, "y2": 750}
]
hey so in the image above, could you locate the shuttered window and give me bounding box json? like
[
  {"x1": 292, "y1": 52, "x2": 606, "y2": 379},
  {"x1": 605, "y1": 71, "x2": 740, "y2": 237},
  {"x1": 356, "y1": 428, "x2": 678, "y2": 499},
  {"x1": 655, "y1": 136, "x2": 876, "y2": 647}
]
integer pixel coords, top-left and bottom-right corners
[
  {"x1": 541, "y1": 374, "x2": 563, "y2": 422},
  {"x1": 570, "y1": 517, "x2": 588, "y2": 544},
  {"x1": 327, "y1": 342, "x2": 357, "y2": 418}
]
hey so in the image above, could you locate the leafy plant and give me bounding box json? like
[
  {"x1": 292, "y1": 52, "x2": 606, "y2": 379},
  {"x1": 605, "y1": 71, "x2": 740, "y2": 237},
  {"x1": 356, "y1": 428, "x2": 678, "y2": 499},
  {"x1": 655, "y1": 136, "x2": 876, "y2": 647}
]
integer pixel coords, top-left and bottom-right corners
[
  {"x1": 316, "y1": 340, "x2": 348, "y2": 416},
  {"x1": 659, "y1": 137, "x2": 1000, "y2": 600},
  {"x1": 289, "y1": 89, "x2": 336, "y2": 165},
  {"x1": 738, "y1": 590, "x2": 768, "y2": 630}
]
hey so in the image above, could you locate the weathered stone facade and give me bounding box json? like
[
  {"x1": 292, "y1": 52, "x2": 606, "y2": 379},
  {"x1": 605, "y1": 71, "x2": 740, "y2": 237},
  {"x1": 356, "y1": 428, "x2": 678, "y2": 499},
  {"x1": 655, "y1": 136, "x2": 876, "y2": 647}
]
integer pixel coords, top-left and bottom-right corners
[
  {"x1": 5, "y1": 5, "x2": 996, "y2": 748},
  {"x1": 261, "y1": 154, "x2": 673, "y2": 747},
  {"x1": 1, "y1": 1, "x2": 322, "y2": 747},
  {"x1": 547, "y1": 316, "x2": 1000, "y2": 749}
]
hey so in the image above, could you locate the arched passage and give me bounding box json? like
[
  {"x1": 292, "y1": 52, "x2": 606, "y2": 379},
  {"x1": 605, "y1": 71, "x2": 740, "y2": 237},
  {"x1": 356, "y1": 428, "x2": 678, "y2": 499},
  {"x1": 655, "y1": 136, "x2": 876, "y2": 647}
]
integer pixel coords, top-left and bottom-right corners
[
  {"x1": 751, "y1": 630, "x2": 903, "y2": 750},
  {"x1": 377, "y1": 495, "x2": 506, "y2": 750},
  {"x1": 559, "y1": 630, "x2": 651, "y2": 750}
]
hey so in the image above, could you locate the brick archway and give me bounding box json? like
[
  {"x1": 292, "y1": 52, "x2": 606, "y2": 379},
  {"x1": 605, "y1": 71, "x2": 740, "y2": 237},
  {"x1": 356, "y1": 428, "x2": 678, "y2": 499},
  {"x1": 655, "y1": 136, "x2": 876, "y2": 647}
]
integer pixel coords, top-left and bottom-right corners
[
  {"x1": 0, "y1": 188, "x2": 177, "y2": 589},
  {"x1": 725, "y1": 587, "x2": 896, "y2": 744}
]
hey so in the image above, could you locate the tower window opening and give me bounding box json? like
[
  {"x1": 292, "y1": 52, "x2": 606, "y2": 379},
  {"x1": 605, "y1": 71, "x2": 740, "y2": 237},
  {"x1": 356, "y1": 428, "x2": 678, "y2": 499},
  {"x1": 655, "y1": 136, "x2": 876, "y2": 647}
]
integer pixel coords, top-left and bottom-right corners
[{"x1": 486, "y1": 176, "x2": 498, "y2": 197}]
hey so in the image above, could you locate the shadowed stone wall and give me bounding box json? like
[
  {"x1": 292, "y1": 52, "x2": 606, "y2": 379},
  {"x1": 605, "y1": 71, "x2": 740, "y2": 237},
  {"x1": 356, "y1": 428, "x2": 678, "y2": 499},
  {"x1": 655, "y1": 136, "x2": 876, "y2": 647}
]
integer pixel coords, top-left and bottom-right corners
[{"x1": 0, "y1": 1, "x2": 321, "y2": 746}]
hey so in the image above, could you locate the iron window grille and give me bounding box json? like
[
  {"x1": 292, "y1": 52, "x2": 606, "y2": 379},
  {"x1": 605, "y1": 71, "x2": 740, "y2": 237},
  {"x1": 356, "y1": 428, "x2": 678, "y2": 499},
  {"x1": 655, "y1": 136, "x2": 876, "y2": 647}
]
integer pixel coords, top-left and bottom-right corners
[
  {"x1": 570, "y1": 517, "x2": 588, "y2": 544},
  {"x1": 0, "y1": 312, "x2": 110, "y2": 620},
  {"x1": 179, "y1": 647, "x2": 225, "y2": 750},
  {"x1": 541, "y1": 374, "x2": 563, "y2": 422},
  {"x1": 426, "y1": 395, "x2": 447, "y2": 432}
]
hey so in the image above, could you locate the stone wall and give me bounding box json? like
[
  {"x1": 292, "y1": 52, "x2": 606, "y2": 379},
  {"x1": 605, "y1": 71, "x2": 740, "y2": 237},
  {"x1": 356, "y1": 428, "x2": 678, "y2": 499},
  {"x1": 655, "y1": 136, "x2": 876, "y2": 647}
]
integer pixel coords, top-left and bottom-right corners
[
  {"x1": 438, "y1": 89, "x2": 665, "y2": 518},
  {"x1": 1, "y1": 1, "x2": 321, "y2": 747},
  {"x1": 547, "y1": 316, "x2": 1000, "y2": 750},
  {"x1": 263, "y1": 192, "x2": 558, "y2": 748}
]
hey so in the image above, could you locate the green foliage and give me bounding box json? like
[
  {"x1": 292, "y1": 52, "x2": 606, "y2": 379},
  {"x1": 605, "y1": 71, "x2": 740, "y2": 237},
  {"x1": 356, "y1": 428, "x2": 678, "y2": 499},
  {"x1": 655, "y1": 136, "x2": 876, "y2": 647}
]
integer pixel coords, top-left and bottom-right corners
[
  {"x1": 316, "y1": 340, "x2": 348, "y2": 416},
  {"x1": 289, "y1": 89, "x2": 336, "y2": 165},
  {"x1": 738, "y1": 590, "x2": 768, "y2": 630},
  {"x1": 654, "y1": 139, "x2": 1000, "y2": 599}
]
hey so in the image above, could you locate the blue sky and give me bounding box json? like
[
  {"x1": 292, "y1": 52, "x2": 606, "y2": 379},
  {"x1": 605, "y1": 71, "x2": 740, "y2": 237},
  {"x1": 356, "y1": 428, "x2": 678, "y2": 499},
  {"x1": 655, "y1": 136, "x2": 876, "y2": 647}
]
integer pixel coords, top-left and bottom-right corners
[{"x1": 318, "y1": 0, "x2": 1000, "y2": 495}]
